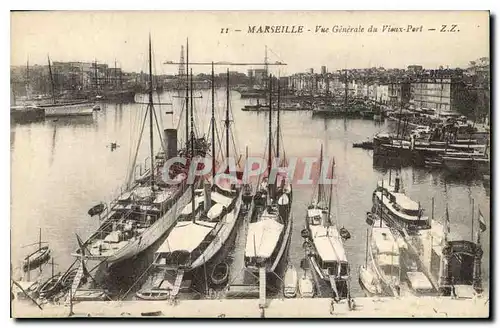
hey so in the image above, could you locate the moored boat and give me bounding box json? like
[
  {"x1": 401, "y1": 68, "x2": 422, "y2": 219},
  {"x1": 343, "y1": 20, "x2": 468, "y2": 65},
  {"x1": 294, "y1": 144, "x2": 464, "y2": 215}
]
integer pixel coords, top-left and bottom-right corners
[
  {"x1": 244, "y1": 75, "x2": 293, "y2": 280},
  {"x1": 283, "y1": 264, "x2": 298, "y2": 298},
  {"x1": 72, "y1": 37, "x2": 205, "y2": 267},
  {"x1": 38, "y1": 273, "x2": 63, "y2": 299},
  {"x1": 211, "y1": 262, "x2": 229, "y2": 287},
  {"x1": 365, "y1": 213, "x2": 402, "y2": 297},
  {"x1": 358, "y1": 265, "x2": 382, "y2": 296},
  {"x1": 22, "y1": 228, "x2": 51, "y2": 272},
  {"x1": 303, "y1": 146, "x2": 350, "y2": 300},
  {"x1": 41, "y1": 101, "x2": 94, "y2": 117},
  {"x1": 372, "y1": 175, "x2": 430, "y2": 233},
  {"x1": 23, "y1": 246, "x2": 50, "y2": 272},
  {"x1": 298, "y1": 274, "x2": 315, "y2": 298}
]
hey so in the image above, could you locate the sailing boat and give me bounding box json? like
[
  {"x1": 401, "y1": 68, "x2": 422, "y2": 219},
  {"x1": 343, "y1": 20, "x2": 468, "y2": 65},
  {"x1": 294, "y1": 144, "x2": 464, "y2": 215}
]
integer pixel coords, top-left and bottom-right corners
[
  {"x1": 144, "y1": 67, "x2": 243, "y2": 299},
  {"x1": 244, "y1": 74, "x2": 293, "y2": 276},
  {"x1": 303, "y1": 147, "x2": 349, "y2": 299},
  {"x1": 72, "y1": 36, "x2": 205, "y2": 266},
  {"x1": 40, "y1": 56, "x2": 95, "y2": 117},
  {"x1": 359, "y1": 212, "x2": 401, "y2": 297}
]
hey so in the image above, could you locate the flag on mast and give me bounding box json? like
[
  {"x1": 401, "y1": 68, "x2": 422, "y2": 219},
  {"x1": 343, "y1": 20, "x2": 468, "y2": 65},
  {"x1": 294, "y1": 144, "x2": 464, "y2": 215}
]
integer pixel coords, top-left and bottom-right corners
[{"x1": 478, "y1": 209, "x2": 487, "y2": 232}]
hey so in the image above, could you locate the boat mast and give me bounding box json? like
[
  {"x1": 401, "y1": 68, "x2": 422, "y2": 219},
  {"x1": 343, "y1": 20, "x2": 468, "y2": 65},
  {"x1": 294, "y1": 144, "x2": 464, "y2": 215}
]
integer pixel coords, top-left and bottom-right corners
[
  {"x1": 190, "y1": 69, "x2": 196, "y2": 222},
  {"x1": 380, "y1": 179, "x2": 384, "y2": 228},
  {"x1": 47, "y1": 55, "x2": 56, "y2": 104},
  {"x1": 26, "y1": 58, "x2": 30, "y2": 98},
  {"x1": 39, "y1": 228, "x2": 41, "y2": 251},
  {"x1": 94, "y1": 59, "x2": 99, "y2": 92},
  {"x1": 396, "y1": 100, "x2": 404, "y2": 139},
  {"x1": 225, "y1": 69, "x2": 230, "y2": 159},
  {"x1": 185, "y1": 39, "x2": 190, "y2": 149},
  {"x1": 344, "y1": 69, "x2": 348, "y2": 111},
  {"x1": 148, "y1": 35, "x2": 155, "y2": 191},
  {"x1": 327, "y1": 158, "x2": 334, "y2": 226},
  {"x1": 268, "y1": 74, "x2": 273, "y2": 199},
  {"x1": 211, "y1": 62, "x2": 216, "y2": 180},
  {"x1": 119, "y1": 64, "x2": 123, "y2": 90},
  {"x1": 276, "y1": 80, "x2": 281, "y2": 160},
  {"x1": 318, "y1": 144, "x2": 323, "y2": 203},
  {"x1": 365, "y1": 228, "x2": 369, "y2": 267}
]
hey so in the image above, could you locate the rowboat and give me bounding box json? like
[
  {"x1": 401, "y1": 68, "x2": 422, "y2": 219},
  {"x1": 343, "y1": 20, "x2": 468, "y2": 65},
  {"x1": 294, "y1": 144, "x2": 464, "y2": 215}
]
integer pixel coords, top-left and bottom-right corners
[
  {"x1": 60, "y1": 267, "x2": 87, "y2": 290},
  {"x1": 210, "y1": 262, "x2": 229, "y2": 286},
  {"x1": 22, "y1": 246, "x2": 50, "y2": 272},
  {"x1": 38, "y1": 273, "x2": 63, "y2": 299},
  {"x1": 283, "y1": 264, "x2": 298, "y2": 298},
  {"x1": 358, "y1": 265, "x2": 382, "y2": 296},
  {"x1": 298, "y1": 275, "x2": 315, "y2": 298}
]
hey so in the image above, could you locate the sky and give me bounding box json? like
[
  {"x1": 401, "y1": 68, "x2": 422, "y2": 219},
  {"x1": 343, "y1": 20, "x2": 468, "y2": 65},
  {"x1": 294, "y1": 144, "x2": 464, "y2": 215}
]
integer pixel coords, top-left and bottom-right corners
[{"x1": 11, "y1": 11, "x2": 489, "y2": 75}]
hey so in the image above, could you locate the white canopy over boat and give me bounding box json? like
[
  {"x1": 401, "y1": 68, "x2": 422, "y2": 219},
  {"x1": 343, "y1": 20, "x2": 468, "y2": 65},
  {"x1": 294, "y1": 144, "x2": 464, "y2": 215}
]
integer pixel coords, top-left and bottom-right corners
[
  {"x1": 207, "y1": 203, "x2": 225, "y2": 220},
  {"x1": 307, "y1": 208, "x2": 323, "y2": 218},
  {"x1": 393, "y1": 193, "x2": 420, "y2": 212},
  {"x1": 376, "y1": 254, "x2": 400, "y2": 267},
  {"x1": 310, "y1": 225, "x2": 347, "y2": 262},
  {"x1": 278, "y1": 193, "x2": 290, "y2": 205},
  {"x1": 211, "y1": 192, "x2": 232, "y2": 207},
  {"x1": 372, "y1": 228, "x2": 400, "y2": 255},
  {"x1": 245, "y1": 218, "x2": 283, "y2": 258},
  {"x1": 180, "y1": 196, "x2": 204, "y2": 215},
  {"x1": 132, "y1": 186, "x2": 153, "y2": 200},
  {"x1": 157, "y1": 221, "x2": 216, "y2": 254}
]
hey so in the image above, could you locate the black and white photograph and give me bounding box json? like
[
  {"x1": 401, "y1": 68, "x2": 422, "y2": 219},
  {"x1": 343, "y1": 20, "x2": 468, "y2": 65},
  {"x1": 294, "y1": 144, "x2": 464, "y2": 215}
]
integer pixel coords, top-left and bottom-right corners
[{"x1": 9, "y1": 10, "x2": 490, "y2": 318}]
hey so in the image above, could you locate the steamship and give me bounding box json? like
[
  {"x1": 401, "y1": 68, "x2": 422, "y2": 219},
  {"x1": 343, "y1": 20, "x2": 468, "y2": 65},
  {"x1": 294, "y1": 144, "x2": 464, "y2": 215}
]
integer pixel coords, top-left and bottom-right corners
[{"x1": 72, "y1": 37, "x2": 207, "y2": 267}]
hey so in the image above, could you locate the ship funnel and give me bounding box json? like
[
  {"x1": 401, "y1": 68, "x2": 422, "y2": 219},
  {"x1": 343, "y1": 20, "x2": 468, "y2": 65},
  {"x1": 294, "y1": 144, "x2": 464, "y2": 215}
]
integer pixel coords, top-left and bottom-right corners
[
  {"x1": 394, "y1": 176, "x2": 400, "y2": 193},
  {"x1": 204, "y1": 181, "x2": 212, "y2": 211},
  {"x1": 164, "y1": 129, "x2": 178, "y2": 160}
]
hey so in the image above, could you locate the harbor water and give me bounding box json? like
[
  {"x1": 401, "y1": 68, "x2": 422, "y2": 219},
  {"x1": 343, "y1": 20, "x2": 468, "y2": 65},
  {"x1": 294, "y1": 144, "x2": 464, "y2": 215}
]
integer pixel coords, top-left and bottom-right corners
[{"x1": 11, "y1": 90, "x2": 491, "y2": 298}]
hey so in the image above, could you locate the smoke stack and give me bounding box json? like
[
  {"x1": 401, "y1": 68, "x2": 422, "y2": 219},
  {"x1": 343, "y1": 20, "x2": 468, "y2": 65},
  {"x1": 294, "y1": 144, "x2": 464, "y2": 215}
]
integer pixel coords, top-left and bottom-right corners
[
  {"x1": 204, "y1": 182, "x2": 212, "y2": 211},
  {"x1": 164, "y1": 129, "x2": 177, "y2": 160}
]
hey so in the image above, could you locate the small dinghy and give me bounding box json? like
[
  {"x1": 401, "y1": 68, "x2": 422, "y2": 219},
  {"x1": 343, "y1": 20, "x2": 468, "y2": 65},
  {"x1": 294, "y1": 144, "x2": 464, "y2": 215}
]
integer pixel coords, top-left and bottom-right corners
[
  {"x1": 211, "y1": 262, "x2": 229, "y2": 286},
  {"x1": 88, "y1": 203, "x2": 106, "y2": 217},
  {"x1": 23, "y1": 246, "x2": 50, "y2": 272},
  {"x1": 60, "y1": 268, "x2": 87, "y2": 290},
  {"x1": 340, "y1": 227, "x2": 351, "y2": 241},
  {"x1": 358, "y1": 265, "x2": 381, "y2": 296},
  {"x1": 298, "y1": 275, "x2": 315, "y2": 298},
  {"x1": 73, "y1": 289, "x2": 109, "y2": 301},
  {"x1": 136, "y1": 289, "x2": 171, "y2": 301},
  {"x1": 283, "y1": 264, "x2": 298, "y2": 298},
  {"x1": 38, "y1": 273, "x2": 63, "y2": 299}
]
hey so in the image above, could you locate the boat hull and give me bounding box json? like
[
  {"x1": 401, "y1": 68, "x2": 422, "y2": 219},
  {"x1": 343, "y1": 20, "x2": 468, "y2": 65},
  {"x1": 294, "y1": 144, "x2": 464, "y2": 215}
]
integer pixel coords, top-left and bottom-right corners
[
  {"x1": 245, "y1": 200, "x2": 293, "y2": 278},
  {"x1": 80, "y1": 184, "x2": 193, "y2": 267},
  {"x1": 190, "y1": 190, "x2": 243, "y2": 271},
  {"x1": 42, "y1": 102, "x2": 94, "y2": 117},
  {"x1": 23, "y1": 247, "x2": 51, "y2": 272}
]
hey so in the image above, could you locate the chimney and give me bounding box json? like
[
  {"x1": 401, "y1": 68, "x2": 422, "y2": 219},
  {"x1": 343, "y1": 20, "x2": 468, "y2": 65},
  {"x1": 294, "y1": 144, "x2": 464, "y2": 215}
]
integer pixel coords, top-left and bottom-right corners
[
  {"x1": 394, "y1": 176, "x2": 400, "y2": 193},
  {"x1": 204, "y1": 182, "x2": 212, "y2": 211},
  {"x1": 164, "y1": 129, "x2": 177, "y2": 160}
]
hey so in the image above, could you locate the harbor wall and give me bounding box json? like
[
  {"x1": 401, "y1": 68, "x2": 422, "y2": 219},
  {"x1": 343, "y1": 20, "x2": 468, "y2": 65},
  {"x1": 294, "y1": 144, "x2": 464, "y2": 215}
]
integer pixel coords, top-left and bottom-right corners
[{"x1": 12, "y1": 296, "x2": 489, "y2": 318}]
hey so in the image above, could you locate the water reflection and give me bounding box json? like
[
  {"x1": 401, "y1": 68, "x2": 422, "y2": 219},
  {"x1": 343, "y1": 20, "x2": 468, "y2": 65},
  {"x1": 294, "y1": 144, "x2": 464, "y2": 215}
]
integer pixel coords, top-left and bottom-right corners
[{"x1": 10, "y1": 90, "x2": 491, "y2": 296}]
